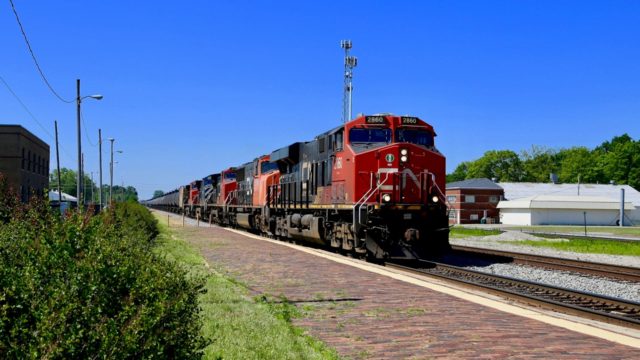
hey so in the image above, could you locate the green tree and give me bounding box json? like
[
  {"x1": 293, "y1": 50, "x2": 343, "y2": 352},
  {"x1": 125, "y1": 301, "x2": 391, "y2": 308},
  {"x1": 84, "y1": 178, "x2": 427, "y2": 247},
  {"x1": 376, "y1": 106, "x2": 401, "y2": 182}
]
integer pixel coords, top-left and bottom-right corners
[
  {"x1": 595, "y1": 134, "x2": 640, "y2": 189},
  {"x1": 49, "y1": 168, "x2": 77, "y2": 196},
  {"x1": 521, "y1": 145, "x2": 560, "y2": 182},
  {"x1": 466, "y1": 150, "x2": 524, "y2": 182},
  {"x1": 446, "y1": 161, "x2": 470, "y2": 182},
  {"x1": 446, "y1": 134, "x2": 640, "y2": 187},
  {"x1": 110, "y1": 185, "x2": 139, "y2": 203},
  {"x1": 153, "y1": 190, "x2": 165, "y2": 198},
  {"x1": 556, "y1": 147, "x2": 602, "y2": 183},
  {"x1": 49, "y1": 168, "x2": 99, "y2": 201}
]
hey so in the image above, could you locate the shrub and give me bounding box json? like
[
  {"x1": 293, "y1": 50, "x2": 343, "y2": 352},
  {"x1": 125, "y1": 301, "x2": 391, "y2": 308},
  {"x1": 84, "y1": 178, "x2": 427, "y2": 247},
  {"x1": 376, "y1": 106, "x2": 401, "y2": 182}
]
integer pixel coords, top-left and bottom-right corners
[
  {"x1": 0, "y1": 189, "x2": 206, "y2": 358},
  {"x1": 0, "y1": 174, "x2": 21, "y2": 224},
  {"x1": 103, "y1": 201, "x2": 160, "y2": 241}
]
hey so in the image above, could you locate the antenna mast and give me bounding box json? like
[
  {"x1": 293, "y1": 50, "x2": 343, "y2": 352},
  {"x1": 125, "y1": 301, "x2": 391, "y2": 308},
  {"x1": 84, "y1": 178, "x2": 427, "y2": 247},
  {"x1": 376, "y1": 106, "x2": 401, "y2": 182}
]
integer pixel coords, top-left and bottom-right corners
[{"x1": 341, "y1": 40, "x2": 357, "y2": 123}]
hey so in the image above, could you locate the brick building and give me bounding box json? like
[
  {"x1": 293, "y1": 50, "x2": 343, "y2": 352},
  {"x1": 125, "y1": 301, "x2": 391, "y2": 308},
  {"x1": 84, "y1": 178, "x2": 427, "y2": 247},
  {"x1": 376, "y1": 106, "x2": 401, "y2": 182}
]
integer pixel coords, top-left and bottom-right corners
[
  {"x1": 0, "y1": 125, "x2": 50, "y2": 202},
  {"x1": 446, "y1": 178, "x2": 504, "y2": 224}
]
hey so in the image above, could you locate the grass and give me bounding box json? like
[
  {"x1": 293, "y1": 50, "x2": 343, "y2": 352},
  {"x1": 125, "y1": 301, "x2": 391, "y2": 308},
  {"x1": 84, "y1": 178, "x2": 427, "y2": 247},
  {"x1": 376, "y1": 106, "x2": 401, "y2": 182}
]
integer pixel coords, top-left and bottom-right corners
[
  {"x1": 449, "y1": 226, "x2": 502, "y2": 238},
  {"x1": 503, "y1": 225, "x2": 640, "y2": 237},
  {"x1": 153, "y1": 214, "x2": 340, "y2": 360},
  {"x1": 500, "y1": 238, "x2": 640, "y2": 257}
]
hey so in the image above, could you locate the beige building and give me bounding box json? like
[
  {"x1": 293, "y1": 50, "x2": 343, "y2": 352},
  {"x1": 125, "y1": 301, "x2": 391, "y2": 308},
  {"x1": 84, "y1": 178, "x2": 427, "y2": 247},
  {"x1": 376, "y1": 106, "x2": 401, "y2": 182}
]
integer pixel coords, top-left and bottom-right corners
[{"x1": 0, "y1": 125, "x2": 50, "y2": 202}]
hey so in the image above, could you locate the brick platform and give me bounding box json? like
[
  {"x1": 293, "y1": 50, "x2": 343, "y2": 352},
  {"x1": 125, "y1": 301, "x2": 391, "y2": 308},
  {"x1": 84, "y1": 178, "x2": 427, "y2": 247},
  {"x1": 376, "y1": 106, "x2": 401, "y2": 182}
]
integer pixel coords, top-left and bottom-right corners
[{"x1": 165, "y1": 214, "x2": 640, "y2": 359}]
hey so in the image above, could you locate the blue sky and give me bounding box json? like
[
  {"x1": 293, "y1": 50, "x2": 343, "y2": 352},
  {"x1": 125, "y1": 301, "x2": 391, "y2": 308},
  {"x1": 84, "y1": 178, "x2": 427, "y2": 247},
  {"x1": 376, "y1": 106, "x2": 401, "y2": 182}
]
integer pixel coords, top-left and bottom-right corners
[{"x1": 1, "y1": 1, "x2": 639, "y2": 199}]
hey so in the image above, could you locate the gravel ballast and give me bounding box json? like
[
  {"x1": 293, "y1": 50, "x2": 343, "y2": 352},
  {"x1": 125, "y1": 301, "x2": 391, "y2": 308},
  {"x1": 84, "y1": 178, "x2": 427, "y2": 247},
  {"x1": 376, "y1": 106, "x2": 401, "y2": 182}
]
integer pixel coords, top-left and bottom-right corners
[{"x1": 450, "y1": 231, "x2": 640, "y2": 303}]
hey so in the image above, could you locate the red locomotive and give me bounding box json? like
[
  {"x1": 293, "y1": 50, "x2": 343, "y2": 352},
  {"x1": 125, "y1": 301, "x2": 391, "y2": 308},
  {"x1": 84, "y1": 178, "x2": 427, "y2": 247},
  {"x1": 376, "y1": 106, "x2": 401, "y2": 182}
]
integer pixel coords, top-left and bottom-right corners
[{"x1": 146, "y1": 114, "x2": 449, "y2": 259}]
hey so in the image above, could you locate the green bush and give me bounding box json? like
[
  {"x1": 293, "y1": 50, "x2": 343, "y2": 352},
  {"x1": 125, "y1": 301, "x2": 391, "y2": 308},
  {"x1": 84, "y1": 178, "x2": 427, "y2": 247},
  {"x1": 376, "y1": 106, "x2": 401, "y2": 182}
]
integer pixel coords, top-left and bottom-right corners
[
  {"x1": 0, "y1": 184, "x2": 206, "y2": 359},
  {"x1": 0, "y1": 173, "x2": 21, "y2": 224},
  {"x1": 103, "y1": 201, "x2": 160, "y2": 241}
]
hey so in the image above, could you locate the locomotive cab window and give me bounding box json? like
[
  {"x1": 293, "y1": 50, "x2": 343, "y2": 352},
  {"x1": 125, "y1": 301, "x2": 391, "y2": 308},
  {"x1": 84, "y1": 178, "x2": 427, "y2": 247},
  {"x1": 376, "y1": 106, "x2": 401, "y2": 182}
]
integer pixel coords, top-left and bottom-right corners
[
  {"x1": 395, "y1": 129, "x2": 434, "y2": 147},
  {"x1": 260, "y1": 161, "x2": 279, "y2": 174},
  {"x1": 349, "y1": 128, "x2": 391, "y2": 145}
]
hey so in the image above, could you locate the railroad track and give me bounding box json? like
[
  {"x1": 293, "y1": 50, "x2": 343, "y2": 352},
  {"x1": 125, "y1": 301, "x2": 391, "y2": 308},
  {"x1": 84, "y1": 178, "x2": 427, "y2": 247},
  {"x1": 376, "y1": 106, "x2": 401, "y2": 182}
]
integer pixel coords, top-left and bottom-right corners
[
  {"x1": 449, "y1": 245, "x2": 640, "y2": 282},
  {"x1": 387, "y1": 259, "x2": 640, "y2": 330}
]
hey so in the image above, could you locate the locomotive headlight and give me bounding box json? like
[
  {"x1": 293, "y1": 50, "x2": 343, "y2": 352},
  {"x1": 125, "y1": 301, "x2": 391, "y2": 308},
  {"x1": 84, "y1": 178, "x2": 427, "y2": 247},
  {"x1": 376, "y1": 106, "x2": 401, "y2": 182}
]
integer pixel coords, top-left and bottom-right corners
[
  {"x1": 382, "y1": 194, "x2": 392, "y2": 203},
  {"x1": 400, "y1": 155, "x2": 408, "y2": 163},
  {"x1": 400, "y1": 148, "x2": 408, "y2": 156},
  {"x1": 432, "y1": 195, "x2": 439, "y2": 203}
]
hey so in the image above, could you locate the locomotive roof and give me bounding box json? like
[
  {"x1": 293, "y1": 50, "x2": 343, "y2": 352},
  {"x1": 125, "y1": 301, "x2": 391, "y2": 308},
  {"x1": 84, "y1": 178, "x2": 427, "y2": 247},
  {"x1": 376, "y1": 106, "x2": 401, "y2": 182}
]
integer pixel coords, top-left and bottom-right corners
[{"x1": 314, "y1": 124, "x2": 344, "y2": 139}]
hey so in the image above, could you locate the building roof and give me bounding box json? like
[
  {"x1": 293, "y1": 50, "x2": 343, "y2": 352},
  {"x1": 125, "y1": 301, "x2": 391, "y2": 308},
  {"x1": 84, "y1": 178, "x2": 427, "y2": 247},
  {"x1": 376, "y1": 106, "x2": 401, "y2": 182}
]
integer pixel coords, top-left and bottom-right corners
[
  {"x1": 498, "y1": 182, "x2": 640, "y2": 207},
  {"x1": 48, "y1": 191, "x2": 77, "y2": 202},
  {"x1": 497, "y1": 195, "x2": 635, "y2": 210},
  {"x1": 0, "y1": 124, "x2": 50, "y2": 150},
  {"x1": 446, "y1": 178, "x2": 503, "y2": 190}
]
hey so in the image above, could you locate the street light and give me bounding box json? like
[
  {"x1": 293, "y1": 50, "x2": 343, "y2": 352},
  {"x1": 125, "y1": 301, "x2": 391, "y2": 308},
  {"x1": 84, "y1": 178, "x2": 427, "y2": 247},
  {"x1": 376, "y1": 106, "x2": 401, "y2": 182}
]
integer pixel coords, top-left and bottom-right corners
[{"x1": 77, "y1": 79, "x2": 103, "y2": 208}]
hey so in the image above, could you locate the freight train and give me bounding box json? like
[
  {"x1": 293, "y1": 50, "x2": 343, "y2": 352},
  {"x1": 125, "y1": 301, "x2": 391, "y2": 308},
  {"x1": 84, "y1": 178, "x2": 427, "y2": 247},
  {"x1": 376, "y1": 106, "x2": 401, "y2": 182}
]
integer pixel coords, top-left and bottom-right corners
[{"x1": 144, "y1": 114, "x2": 449, "y2": 259}]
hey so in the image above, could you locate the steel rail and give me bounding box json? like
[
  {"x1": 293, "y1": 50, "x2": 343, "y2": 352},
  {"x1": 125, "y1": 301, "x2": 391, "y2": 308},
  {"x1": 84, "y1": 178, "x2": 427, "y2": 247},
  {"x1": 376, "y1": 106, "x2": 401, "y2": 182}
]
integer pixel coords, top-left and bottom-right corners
[
  {"x1": 386, "y1": 259, "x2": 640, "y2": 330},
  {"x1": 449, "y1": 245, "x2": 640, "y2": 282}
]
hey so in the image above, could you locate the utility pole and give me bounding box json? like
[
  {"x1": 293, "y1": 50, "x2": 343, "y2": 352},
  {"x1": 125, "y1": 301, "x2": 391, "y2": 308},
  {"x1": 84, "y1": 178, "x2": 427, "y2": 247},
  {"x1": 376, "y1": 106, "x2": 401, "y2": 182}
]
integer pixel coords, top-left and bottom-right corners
[
  {"x1": 90, "y1": 172, "x2": 94, "y2": 204},
  {"x1": 75, "y1": 79, "x2": 103, "y2": 210},
  {"x1": 82, "y1": 152, "x2": 86, "y2": 205},
  {"x1": 54, "y1": 120, "x2": 62, "y2": 208},
  {"x1": 77, "y1": 79, "x2": 82, "y2": 207},
  {"x1": 98, "y1": 129, "x2": 103, "y2": 210},
  {"x1": 109, "y1": 138, "x2": 114, "y2": 206},
  {"x1": 620, "y1": 188, "x2": 626, "y2": 227},
  {"x1": 341, "y1": 40, "x2": 357, "y2": 123}
]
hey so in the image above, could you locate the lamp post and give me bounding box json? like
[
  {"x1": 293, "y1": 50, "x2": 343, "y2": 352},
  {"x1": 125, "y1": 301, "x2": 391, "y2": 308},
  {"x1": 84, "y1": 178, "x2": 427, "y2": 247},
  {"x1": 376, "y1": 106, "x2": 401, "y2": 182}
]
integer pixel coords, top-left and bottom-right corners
[{"x1": 76, "y1": 79, "x2": 103, "y2": 208}]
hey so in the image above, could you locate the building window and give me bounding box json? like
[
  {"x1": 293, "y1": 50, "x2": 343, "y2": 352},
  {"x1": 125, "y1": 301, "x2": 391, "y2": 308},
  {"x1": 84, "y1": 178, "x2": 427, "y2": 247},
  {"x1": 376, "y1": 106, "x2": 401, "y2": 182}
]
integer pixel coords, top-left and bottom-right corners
[
  {"x1": 21, "y1": 148, "x2": 25, "y2": 169},
  {"x1": 470, "y1": 214, "x2": 479, "y2": 221},
  {"x1": 489, "y1": 195, "x2": 498, "y2": 203},
  {"x1": 465, "y1": 195, "x2": 475, "y2": 203},
  {"x1": 447, "y1": 195, "x2": 456, "y2": 203}
]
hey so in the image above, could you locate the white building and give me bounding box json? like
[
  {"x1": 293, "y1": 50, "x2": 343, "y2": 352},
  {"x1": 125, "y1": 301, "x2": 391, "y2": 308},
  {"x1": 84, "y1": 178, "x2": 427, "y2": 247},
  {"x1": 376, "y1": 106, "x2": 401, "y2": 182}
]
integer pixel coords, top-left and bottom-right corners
[
  {"x1": 497, "y1": 183, "x2": 640, "y2": 226},
  {"x1": 498, "y1": 195, "x2": 635, "y2": 226}
]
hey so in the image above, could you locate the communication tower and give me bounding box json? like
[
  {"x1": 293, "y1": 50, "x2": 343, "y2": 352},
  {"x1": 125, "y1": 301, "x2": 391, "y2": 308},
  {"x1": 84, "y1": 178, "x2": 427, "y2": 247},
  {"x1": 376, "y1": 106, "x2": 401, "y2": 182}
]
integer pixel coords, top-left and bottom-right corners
[{"x1": 341, "y1": 40, "x2": 358, "y2": 123}]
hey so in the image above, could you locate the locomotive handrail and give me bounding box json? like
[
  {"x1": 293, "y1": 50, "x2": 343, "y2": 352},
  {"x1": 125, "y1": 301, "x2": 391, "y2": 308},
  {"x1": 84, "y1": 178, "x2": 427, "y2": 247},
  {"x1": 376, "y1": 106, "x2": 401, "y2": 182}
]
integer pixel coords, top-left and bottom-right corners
[
  {"x1": 429, "y1": 173, "x2": 447, "y2": 202},
  {"x1": 354, "y1": 172, "x2": 377, "y2": 209},
  {"x1": 353, "y1": 171, "x2": 392, "y2": 232},
  {"x1": 421, "y1": 171, "x2": 451, "y2": 209},
  {"x1": 223, "y1": 190, "x2": 237, "y2": 213},
  {"x1": 352, "y1": 175, "x2": 377, "y2": 232}
]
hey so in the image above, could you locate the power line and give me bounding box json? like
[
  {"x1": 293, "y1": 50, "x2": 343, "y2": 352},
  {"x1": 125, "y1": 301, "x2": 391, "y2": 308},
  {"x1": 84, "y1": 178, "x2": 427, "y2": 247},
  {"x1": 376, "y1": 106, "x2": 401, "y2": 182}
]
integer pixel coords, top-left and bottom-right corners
[
  {"x1": 0, "y1": 74, "x2": 74, "y2": 161},
  {"x1": 80, "y1": 107, "x2": 97, "y2": 147},
  {"x1": 9, "y1": 0, "x2": 73, "y2": 103}
]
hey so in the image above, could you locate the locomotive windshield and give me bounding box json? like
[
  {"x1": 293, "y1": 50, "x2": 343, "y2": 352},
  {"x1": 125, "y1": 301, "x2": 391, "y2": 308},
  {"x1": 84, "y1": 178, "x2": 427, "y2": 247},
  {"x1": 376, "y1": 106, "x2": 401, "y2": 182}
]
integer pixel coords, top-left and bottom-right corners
[
  {"x1": 260, "y1": 161, "x2": 279, "y2": 174},
  {"x1": 349, "y1": 128, "x2": 391, "y2": 144},
  {"x1": 224, "y1": 172, "x2": 236, "y2": 180},
  {"x1": 395, "y1": 129, "x2": 434, "y2": 147}
]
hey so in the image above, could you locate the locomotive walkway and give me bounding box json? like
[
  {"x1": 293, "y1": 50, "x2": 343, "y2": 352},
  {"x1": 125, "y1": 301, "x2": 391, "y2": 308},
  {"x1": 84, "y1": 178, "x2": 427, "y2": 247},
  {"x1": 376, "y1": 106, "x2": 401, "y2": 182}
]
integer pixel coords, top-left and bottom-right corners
[{"x1": 158, "y1": 211, "x2": 640, "y2": 359}]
